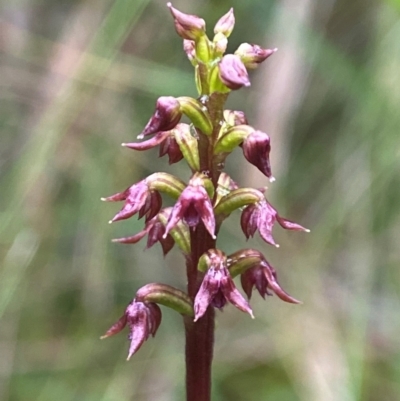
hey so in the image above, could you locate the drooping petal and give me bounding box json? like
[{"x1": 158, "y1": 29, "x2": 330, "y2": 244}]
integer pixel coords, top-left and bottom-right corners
[{"x1": 220, "y1": 274, "x2": 253, "y2": 317}]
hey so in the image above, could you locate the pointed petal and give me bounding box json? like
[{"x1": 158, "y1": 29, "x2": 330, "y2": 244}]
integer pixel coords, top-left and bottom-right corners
[
  {"x1": 100, "y1": 314, "x2": 127, "y2": 339},
  {"x1": 123, "y1": 131, "x2": 170, "y2": 150},
  {"x1": 221, "y1": 275, "x2": 254, "y2": 317},
  {"x1": 262, "y1": 263, "x2": 301, "y2": 304}
]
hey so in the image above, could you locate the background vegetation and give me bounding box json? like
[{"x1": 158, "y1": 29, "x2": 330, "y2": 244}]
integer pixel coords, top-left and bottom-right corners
[{"x1": 1, "y1": 0, "x2": 399, "y2": 400}]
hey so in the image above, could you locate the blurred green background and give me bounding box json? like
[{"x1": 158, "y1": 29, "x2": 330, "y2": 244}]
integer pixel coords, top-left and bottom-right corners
[{"x1": 1, "y1": 0, "x2": 400, "y2": 400}]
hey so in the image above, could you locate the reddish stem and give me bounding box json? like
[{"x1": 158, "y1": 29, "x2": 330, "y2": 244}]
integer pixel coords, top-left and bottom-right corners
[
  {"x1": 185, "y1": 225, "x2": 215, "y2": 401},
  {"x1": 184, "y1": 91, "x2": 227, "y2": 401}
]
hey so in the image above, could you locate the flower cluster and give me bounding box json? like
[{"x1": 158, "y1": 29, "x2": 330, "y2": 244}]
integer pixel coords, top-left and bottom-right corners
[{"x1": 101, "y1": 4, "x2": 308, "y2": 361}]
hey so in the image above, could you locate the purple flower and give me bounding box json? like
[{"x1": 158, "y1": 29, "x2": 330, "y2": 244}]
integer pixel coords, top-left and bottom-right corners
[
  {"x1": 101, "y1": 299, "x2": 162, "y2": 360},
  {"x1": 242, "y1": 130, "x2": 273, "y2": 180},
  {"x1": 241, "y1": 199, "x2": 309, "y2": 246},
  {"x1": 235, "y1": 43, "x2": 277, "y2": 69},
  {"x1": 219, "y1": 54, "x2": 250, "y2": 90},
  {"x1": 214, "y1": 8, "x2": 235, "y2": 37},
  {"x1": 167, "y1": 3, "x2": 206, "y2": 40},
  {"x1": 103, "y1": 179, "x2": 162, "y2": 223},
  {"x1": 139, "y1": 96, "x2": 182, "y2": 138},
  {"x1": 123, "y1": 129, "x2": 184, "y2": 164},
  {"x1": 240, "y1": 257, "x2": 300, "y2": 304},
  {"x1": 194, "y1": 249, "x2": 253, "y2": 321},
  {"x1": 164, "y1": 175, "x2": 215, "y2": 239},
  {"x1": 112, "y1": 213, "x2": 175, "y2": 256}
]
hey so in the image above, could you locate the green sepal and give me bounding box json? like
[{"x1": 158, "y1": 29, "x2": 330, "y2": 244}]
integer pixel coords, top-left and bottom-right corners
[
  {"x1": 209, "y1": 64, "x2": 230, "y2": 95},
  {"x1": 136, "y1": 283, "x2": 193, "y2": 316},
  {"x1": 214, "y1": 124, "x2": 254, "y2": 153},
  {"x1": 197, "y1": 249, "x2": 227, "y2": 272},
  {"x1": 158, "y1": 209, "x2": 191, "y2": 254},
  {"x1": 214, "y1": 188, "x2": 264, "y2": 216},
  {"x1": 195, "y1": 35, "x2": 212, "y2": 63},
  {"x1": 177, "y1": 96, "x2": 213, "y2": 135},
  {"x1": 146, "y1": 172, "x2": 186, "y2": 199},
  {"x1": 173, "y1": 124, "x2": 200, "y2": 171},
  {"x1": 227, "y1": 249, "x2": 263, "y2": 278}
]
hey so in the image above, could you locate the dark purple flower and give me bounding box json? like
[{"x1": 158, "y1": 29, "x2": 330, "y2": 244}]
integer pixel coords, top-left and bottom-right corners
[
  {"x1": 123, "y1": 128, "x2": 184, "y2": 165},
  {"x1": 235, "y1": 43, "x2": 277, "y2": 69},
  {"x1": 139, "y1": 96, "x2": 182, "y2": 138},
  {"x1": 218, "y1": 54, "x2": 250, "y2": 90},
  {"x1": 159, "y1": 132, "x2": 184, "y2": 164},
  {"x1": 112, "y1": 212, "x2": 175, "y2": 256},
  {"x1": 167, "y1": 3, "x2": 206, "y2": 40},
  {"x1": 164, "y1": 175, "x2": 215, "y2": 239},
  {"x1": 240, "y1": 258, "x2": 300, "y2": 303},
  {"x1": 103, "y1": 179, "x2": 162, "y2": 223},
  {"x1": 101, "y1": 299, "x2": 162, "y2": 360},
  {"x1": 194, "y1": 249, "x2": 253, "y2": 321},
  {"x1": 241, "y1": 199, "x2": 309, "y2": 246},
  {"x1": 194, "y1": 249, "x2": 254, "y2": 321},
  {"x1": 242, "y1": 130, "x2": 273, "y2": 180}
]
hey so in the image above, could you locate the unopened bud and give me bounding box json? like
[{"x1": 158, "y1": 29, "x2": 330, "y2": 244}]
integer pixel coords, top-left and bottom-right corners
[
  {"x1": 139, "y1": 96, "x2": 182, "y2": 138},
  {"x1": 167, "y1": 3, "x2": 206, "y2": 41},
  {"x1": 218, "y1": 54, "x2": 250, "y2": 90},
  {"x1": 214, "y1": 8, "x2": 235, "y2": 37},
  {"x1": 235, "y1": 43, "x2": 277, "y2": 69}
]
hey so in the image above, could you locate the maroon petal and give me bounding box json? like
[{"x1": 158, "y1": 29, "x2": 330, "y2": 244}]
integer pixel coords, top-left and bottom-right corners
[
  {"x1": 220, "y1": 274, "x2": 253, "y2": 317},
  {"x1": 122, "y1": 131, "x2": 170, "y2": 151}
]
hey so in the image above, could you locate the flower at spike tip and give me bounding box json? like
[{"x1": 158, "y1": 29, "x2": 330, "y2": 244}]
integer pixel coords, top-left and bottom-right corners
[
  {"x1": 101, "y1": 299, "x2": 161, "y2": 360},
  {"x1": 164, "y1": 174, "x2": 215, "y2": 239},
  {"x1": 241, "y1": 198, "x2": 309, "y2": 247},
  {"x1": 194, "y1": 249, "x2": 253, "y2": 321},
  {"x1": 167, "y1": 2, "x2": 206, "y2": 41}
]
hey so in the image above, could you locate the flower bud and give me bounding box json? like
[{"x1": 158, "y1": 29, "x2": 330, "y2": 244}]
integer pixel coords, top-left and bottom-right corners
[
  {"x1": 242, "y1": 130, "x2": 273, "y2": 180},
  {"x1": 139, "y1": 96, "x2": 182, "y2": 139},
  {"x1": 213, "y1": 32, "x2": 228, "y2": 56},
  {"x1": 223, "y1": 110, "x2": 248, "y2": 126},
  {"x1": 214, "y1": 8, "x2": 235, "y2": 37},
  {"x1": 194, "y1": 249, "x2": 253, "y2": 321},
  {"x1": 235, "y1": 43, "x2": 277, "y2": 69},
  {"x1": 183, "y1": 39, "x2": 196, "y2": 65},
  {"x1": 218, "y1": 54, "x2": 250, "y2": 90},
  {"x1": 215, "y1": 172, "x2": 239, "y2": 206},
  {"x1": 167, "y1": 3, "x2": 206, "y2": 41}
]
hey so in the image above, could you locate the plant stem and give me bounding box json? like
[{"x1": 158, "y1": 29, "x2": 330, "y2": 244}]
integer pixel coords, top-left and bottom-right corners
[
  {"x1": 185, "y1": 225, "x2": 215, "y2": 401},
  {"x1": 184, "y1": 88, "x2": 227, "y2": 401}
]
